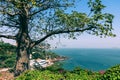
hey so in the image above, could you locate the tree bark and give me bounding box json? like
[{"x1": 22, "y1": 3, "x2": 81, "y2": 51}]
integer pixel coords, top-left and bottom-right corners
[
  {"x1": 14, "y1": 47, "x2": 31, "y2": 76},
  {"x1": 14, "y1": 6, "x2": 31, "y2": 76},
  {"x1": 14, "y1": 32, "x2": 31, "y2": 76}
]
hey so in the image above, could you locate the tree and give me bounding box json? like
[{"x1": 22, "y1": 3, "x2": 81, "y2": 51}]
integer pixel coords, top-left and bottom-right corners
[{"x1": 0, "y1": 0, "x2": 115, "y2": 76}]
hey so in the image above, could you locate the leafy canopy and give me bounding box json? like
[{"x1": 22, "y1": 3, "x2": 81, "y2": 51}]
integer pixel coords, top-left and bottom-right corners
[{"x1": 0, "y1": 0, "x2": 115, "y2": 44}]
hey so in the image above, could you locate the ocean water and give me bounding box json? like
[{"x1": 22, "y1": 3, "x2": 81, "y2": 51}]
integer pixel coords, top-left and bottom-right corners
[{"x1": 52, "y1": 48, "x2": 120, "y2": 71}]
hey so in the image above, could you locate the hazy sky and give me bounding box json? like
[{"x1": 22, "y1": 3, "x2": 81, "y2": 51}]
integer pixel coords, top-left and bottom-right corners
[
  {"x1": 48, "y1": 0, "x2": 120, "y2": 48},
  {"x1": 2, "y1": 0, "x2": 120, "y2": 48}
]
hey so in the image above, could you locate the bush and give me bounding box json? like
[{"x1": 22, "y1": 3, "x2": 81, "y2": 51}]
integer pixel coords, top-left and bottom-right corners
[
  {"x1": 45, "y1": 62, "x2": 63, "y2": 72},
  {"x1": 98, "y1": 64, "x2": 120, "y2": 80},
  {"x1": 16, "y1": 70, "x2": 64, "y2": 80},
  {"x1": 16, "y1": 69, "x2": 97, "y2": 80}
]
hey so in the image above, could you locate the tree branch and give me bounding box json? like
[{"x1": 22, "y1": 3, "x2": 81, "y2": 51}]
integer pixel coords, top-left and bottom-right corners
[
  {"x1": 0, "y1": 35, "x2": 16, "y2": 40},
  {"x1": 29, "y1": 4, "x2": 67, "y2": 17},
  {"x1": 6, "y1": 12, "x2": 19, "y2": 17},
  {"x1": 31, "y1": 27, "x2": 93, "y2": 47},
  {"x1": 1, "y1": 23, "x2": 19, "y2": 28}
]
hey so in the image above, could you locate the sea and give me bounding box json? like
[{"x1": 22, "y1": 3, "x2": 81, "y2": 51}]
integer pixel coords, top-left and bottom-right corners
[{"x1": 52, "y1": 48, "x2": 120, "y2": 71}]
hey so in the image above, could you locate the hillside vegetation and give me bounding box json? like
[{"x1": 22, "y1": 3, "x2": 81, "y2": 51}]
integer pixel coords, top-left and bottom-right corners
[
  {"x1": 0, "y1": 41, "x2": 60, "y2": 68},
  {"x1": 0, "y1": 41, "x2": 16, "y2": 68},
  {"x1": 16, "y1": 64, "x2": 120, "y2": 80}
]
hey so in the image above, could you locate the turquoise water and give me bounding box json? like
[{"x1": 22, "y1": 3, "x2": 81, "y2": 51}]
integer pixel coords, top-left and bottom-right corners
[{"x1": 52, "y1": 48, "x2": 120, "y2": 71}]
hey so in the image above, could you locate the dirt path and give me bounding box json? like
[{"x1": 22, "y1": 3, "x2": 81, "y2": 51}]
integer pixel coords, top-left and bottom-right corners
[{"x1": 0, "y1": 68, "x2": 14, "y2": 80}]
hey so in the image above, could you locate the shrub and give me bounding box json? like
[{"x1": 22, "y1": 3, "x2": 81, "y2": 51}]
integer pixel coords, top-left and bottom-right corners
[
  {"x1": 16, "y1": 69, "x2": 97, "y2": 80},
  {"x1": 46, "y1": 62, "x2": 63, "y2": 72},
  {"x1": 16, "y1": 70, "x2": 64, "y2": 80},
  {"x1": 98, "y1": 64, "x2": 120, "y2": 80}
]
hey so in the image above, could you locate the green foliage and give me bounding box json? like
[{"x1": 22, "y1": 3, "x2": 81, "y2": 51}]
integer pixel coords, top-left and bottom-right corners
[
  {"x1": 16, "y1": 67, "x2": 98, "y2": 80},
  {"x1": 0, "y1": 41, "x2": 60, "y2": 68},
  {"x1": 46, "y1": 62, "x2": 63, "y2": 72},
  {"x1": 0, "y1": 41, "x2": 16, "y2": 68},
  {"x1": 32, "y1": 44, "x2": 60, "y2": 59},
  {"x1": 71, "y1": 67, "x2": 94, "y2": 75},
  {"x1": 16, "y1": 64, "x2": 120, "y2": 80},
  {"x1": 32, "y1": 51, "x2": 60, "y2": 59},
  {"x1": 0, "y1": 41, "x2": 16, "y2": 51},
  {"x1": 98, "y1": 64, "x2": 120, "y2": 80},
  {"x1": 0, "y1": 0, "x2": 115, "y2": 40},
  {"x1": 88, "y1": 0, "x2": 105, "y2": 14},
  {"x1": 55, "y1": 8, "x2": 115, "y2": 38},
  {"x1": 16, "y1": 70, "x2": 64, "y2": 80}
]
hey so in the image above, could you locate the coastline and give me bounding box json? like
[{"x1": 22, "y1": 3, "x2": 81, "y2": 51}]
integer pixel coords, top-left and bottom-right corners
[
  {"x1": 30, "y1": 56, "x2": 68, "y2": 69},
  {"x1": 51, "y1": 56, "x2": 68, "y2": 62},
  {"x1": 52, "y1": 48, "x2": 120, "y2": 71}
]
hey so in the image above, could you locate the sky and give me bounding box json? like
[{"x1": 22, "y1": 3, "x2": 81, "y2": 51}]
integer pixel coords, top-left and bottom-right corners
[
  {"x1": 1, "y1": 0, "x2": 120, "y2": 48},
  {"x1": 48, "y1": 0, "x2": 120, "y2": 48}
]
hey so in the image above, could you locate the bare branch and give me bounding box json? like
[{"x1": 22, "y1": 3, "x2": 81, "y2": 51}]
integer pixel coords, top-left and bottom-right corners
[
  {"x1": 0, "y1": 35, "x2": 16, "y2": 39},
  {"x1": 31, "y1": 27, "x2": 94, "y2": 47},
  {"x1": 1, "y1": 23, "x2": 19, "y2": 28},
  {"x1": 6, "y1": 12, "x2": 19, "y2": 17}
]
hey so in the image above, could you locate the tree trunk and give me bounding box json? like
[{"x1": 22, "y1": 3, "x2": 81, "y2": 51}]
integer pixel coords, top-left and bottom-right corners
[
  {"x1": 14, "y1": 47, "x2": 31, "y2": 76},
  {"x1": 14, "y1": 13, "x2": 31, "y2": 75},
  {"x1": 14, "y1": 32, "x2": 32, "y2": 76},
  {"x1": 14, "y1": 5, "x2": 32, "y2": 76}
]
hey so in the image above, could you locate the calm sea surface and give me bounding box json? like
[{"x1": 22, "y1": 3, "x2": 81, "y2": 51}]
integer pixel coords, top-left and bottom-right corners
[{"x1": 52, "y1": 48, "x2": 120, "y2": 71}]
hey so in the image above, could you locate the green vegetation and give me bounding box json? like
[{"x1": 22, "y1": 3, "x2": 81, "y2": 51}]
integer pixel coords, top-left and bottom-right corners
[
  {"x1": 45, "y1": 62, "x2": 63, "y2": 72},
  {"x1": 0, "y1": 41, "x2": 60, "y2": 68},
  {"x1": 98, "y1": 64, "x2": 120, "y2": 80},
  {"x1": 16, "y1": 68, "x2": 97, "y2": 80},
  {"x1": 16, "y1": 64, "x2": 120, "y2": 80},
  {"x1": 32, "y1": 51, "x2": 60, "y2": 59},
  {"x1": 32, "y1": 44, "x2": 60, "y2": 59},
  {"x1": 0, "y1": 41, "x2": 16, "y2": 68}
]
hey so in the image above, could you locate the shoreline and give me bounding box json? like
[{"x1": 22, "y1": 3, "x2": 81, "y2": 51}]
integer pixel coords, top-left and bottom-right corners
[
  {"x1": 51, "y1": 56, "x2": 68, "y2": 62},
  {"x1": 30, "y1": 56, "x2": 68, "y2": 69}
]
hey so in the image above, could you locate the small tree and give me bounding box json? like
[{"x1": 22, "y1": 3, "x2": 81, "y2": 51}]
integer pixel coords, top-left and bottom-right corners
[{"x1": 0, "y1": 0, "x2": 115, "y2": 76}]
